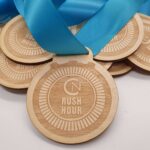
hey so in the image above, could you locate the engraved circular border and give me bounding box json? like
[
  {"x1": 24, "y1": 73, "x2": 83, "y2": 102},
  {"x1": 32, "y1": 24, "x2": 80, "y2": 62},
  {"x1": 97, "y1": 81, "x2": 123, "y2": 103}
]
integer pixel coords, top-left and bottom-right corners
[
  {"x1": 0, "y1": 15, "x2": 53, "y2": 64},
  {"x1": 27, "y1": 61, "x2": 118, "y2": 144},
  {"x1": 38, "y1": 67, "x2": 105, "y2": 131},
  {"x1": 0, "y1": 50, "x2": 44, "y2": 89},
  {"x1": 101, "y1": 21, "x2": 133, "y2": 53},
  {"x1": 10, "y1": 21, "x2": 44, "y2": 54}
]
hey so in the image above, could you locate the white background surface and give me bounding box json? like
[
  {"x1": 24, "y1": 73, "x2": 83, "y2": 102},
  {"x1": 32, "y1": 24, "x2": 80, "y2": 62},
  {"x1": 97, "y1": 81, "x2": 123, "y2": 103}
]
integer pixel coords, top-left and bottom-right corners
[{"x1": 0, "y1": 70, "x2": 150, "y2": 150}]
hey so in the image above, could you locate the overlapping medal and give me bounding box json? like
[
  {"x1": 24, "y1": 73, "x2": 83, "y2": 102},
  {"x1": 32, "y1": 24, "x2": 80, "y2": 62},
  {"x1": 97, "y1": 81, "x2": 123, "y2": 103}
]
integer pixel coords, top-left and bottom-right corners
[
  {"x1": 95, "y1": 14, "x2": 144, "y2": 76},
  {"x1": 0, "y1": 16, "x2": 53, "y2": 64},
  {"x1": 72, "y1": 14, "x2": 149, "y2": 77},
  {"x1": 95, "y1": 13, "x2": 150, "y2": 76},
  {"x1": 0, "y1": 12, "x2": 149, "y2": 144},
  {"x1": 0, "y1": 22, "x2": 50, "y2": 89},
  {"x1": 128, "y1": 14, "x2": 150, "y2": 72}
]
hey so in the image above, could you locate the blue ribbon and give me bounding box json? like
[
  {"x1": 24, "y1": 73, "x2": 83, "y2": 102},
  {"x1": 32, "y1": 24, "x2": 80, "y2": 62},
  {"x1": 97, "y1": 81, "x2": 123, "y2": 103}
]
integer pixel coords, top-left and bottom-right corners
[
  {"x1": 14, "y1": 0, "x2": 107, "y2": 26},
  {"x1": 1, "y1": 0, "x2": 148, "y2": 55},
  {"x1": 0, "y1": 0, "x2": 18, "y2": 24},
  {"x1": 14, "y1": 0, "x2": 108, "y2": 55},
  {"x1": 58, "y1": 0, "x2": 108, "y2": 26},
  {"x1": 77, "y1": 0, "x2": 148, "y2": 55},
  {"x1": 139, "y1": 0, "x2": 150, "y2": 15}
]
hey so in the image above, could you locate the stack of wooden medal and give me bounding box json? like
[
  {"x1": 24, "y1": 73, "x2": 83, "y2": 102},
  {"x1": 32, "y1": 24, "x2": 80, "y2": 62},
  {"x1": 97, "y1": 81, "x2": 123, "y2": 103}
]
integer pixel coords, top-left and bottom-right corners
[
  {"x1": 0, "y1": 13, "x2": 149, "y2": 89},
  {"x1": 0, "y1": 13, "x2": 149, "y2": 144},
  {"x1": 97, "y1": 13, "x2": 150, "y2": 76},
  {"x1": 0, "y1": 16, "x2": 54, "y2": 89},
  {"x1": 73, "y1": 13, "x2": 150, "y2": 77}
]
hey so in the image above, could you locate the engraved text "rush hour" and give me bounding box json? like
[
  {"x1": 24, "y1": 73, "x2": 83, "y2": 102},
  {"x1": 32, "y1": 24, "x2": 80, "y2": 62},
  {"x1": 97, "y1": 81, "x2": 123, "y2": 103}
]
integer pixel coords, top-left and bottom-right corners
[{"x1": 61, "y1": 97, "x2": 82, "y2": 115}]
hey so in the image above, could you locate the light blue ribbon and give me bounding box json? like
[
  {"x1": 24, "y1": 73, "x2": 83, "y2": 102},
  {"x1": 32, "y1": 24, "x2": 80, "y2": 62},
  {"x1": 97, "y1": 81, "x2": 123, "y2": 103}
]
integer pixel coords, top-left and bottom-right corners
[
  {"x1": 58, "y1": 0, "x2": 108, "y2": 26},
  {"x1": 14, "y1": 0, "x2": 107, "y2": 26},
  {"x1": 139, "y1": 0, "x2": 150, "y2": 15},
  {"x1": 77, "y1": 0, "x2": 148, "y2": 55},
  {"x1": 14, "y1": 0, "x2": 108, "y2": 55},
  {"x1": 2, "y1": 0, "x2": 148, "y2": 56},
  {"x1": 0, "y1": 0, "x2": 18, "y2": 24}
]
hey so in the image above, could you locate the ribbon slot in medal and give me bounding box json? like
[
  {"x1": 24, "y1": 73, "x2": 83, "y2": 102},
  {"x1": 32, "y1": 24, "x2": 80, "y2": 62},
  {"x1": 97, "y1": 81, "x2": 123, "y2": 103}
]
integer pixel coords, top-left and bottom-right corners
[{"x1": 27, "y1": 50, "x2": 118, "y2": 144}]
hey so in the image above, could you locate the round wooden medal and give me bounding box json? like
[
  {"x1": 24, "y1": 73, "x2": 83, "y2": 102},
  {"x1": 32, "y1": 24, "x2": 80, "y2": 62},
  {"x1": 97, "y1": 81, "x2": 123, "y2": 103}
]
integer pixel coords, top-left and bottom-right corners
[
  {"x1": 27, "y1": 54, "x2": 118, "y2": 144},
  {"x1": 94, "y1": 14, "x2": 144, "y2": 61},
  {"x1": 0, "y1": 16, "x2": 53, "y2": 64},
  {"x1": 109, "y1": 61, "x2": 132, "y2": 76},
  {"x1": 128, "y1": 14, "x2": 150, "y2": 72},
  {"x1": 0, "y1": 49, "x2": 47, "y2": 89}
]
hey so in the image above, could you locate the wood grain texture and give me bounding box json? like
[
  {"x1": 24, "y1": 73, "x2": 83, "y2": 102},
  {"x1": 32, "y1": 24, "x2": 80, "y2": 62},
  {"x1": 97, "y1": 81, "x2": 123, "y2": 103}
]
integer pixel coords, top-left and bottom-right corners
[
  {"x1": 0, "y1": 16, "x2": 53, "y2": 64},
  {"x1": 109, "y1": 61, "x2": 132, "y2": 76},
  {"x1": 94, "y1": 14, "x2": 144, "y2": 61},
  {"x1": 128, "y1": 14, "x2": 150, "y2": 72},
  {"x1": 27, "y1": 55, "x2": 118, "y2": 144}
]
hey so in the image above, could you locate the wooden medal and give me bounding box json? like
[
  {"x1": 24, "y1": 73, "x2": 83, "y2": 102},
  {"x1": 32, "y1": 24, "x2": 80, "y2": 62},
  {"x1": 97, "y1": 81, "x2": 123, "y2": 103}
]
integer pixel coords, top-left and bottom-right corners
[
  {"x1": 95, "y1": 14, "x2": 144, "y2": 61},
  {"x1": 128, "y1": 14, "x2": 150, "y2": 72},
  {"x1": 27, "y1": 52, "x2": 118, "y2": 144},
  {"x1": 0, "y1": 49, "x2": 47, "y2": 89},
  {"x1": 0, "y1": 16, "x2": 53, "y2": 64},
  {"x1": 109, "y1": 61, "x2": 132, "y2": 76}
]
